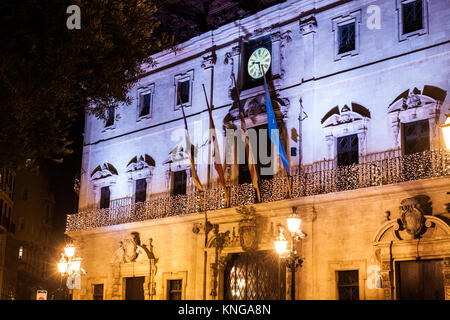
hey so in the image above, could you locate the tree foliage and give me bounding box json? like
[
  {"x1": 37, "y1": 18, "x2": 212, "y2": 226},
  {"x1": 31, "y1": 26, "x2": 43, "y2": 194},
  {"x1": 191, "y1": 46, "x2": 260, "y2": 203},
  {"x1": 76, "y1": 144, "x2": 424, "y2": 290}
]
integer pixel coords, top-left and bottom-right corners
[{"x1": 0, "y1": 0, "x2": 173, "y2": 169}]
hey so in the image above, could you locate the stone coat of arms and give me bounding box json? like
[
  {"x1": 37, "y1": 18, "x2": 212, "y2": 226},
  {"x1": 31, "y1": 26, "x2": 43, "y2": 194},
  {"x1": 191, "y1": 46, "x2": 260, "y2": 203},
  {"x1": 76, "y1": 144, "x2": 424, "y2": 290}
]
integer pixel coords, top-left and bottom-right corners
[
  {"x1": 237, "y1": 206, "x2": 259, "y2": 251},
  {"x1": 400, "y1": 198, "x2": 425, "y2": 238}
]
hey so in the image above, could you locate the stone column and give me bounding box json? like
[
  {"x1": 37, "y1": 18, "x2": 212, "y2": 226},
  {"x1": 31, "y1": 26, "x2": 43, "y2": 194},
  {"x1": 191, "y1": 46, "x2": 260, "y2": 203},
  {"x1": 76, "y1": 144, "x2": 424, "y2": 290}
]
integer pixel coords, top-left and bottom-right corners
[
  {"x1": 299, "y1": 16, "x2": 317, "y2": 81},
  {"x1": 443, "y1": 257, "x2": 450, "y2": 300}
]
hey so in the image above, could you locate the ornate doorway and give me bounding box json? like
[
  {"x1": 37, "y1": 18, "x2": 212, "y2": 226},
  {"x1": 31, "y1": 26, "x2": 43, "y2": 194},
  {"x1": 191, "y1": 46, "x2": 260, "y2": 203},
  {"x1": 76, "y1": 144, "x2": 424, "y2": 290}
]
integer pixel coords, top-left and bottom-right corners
[
  {"x1": 223, "y1": 250, "x2": 285, "y2": 300},
  {"x1": 125, "y1": 276, "x2": 145, "y2": 300},
  {"x1": 396, "y1": 259, "x2": 444, "y2": 300}
]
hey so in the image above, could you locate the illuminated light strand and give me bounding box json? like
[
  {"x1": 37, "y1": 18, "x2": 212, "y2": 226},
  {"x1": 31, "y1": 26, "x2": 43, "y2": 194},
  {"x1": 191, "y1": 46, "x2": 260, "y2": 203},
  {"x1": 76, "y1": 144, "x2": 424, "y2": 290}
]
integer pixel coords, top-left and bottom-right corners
[{"x1": 66, "y1": 149, "x2": 450, "y2": 231}]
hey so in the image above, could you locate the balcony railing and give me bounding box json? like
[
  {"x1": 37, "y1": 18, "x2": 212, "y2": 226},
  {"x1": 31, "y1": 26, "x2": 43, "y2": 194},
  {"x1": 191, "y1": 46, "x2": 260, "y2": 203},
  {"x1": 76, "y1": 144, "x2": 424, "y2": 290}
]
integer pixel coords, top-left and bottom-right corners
[{"x1": 66, "y1": 149, "x2": 450, "y2": 231}]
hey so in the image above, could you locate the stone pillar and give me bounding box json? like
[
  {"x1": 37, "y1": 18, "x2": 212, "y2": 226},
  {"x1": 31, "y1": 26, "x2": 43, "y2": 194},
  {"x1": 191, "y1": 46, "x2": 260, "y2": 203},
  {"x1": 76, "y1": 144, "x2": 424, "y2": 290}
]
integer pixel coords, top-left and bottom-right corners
[
  {"x1": 443, "y1": 257, "x2": 450, "y2": 300},
  {"x1": 111, "y1": 264, "x2": 121, "y2": 300},
  {"x1": 299, "y1": 16, "x2": 317, "y2": 81},
  {"x1": 380, "y1": 259, "x2": 393, "y2": 300}
]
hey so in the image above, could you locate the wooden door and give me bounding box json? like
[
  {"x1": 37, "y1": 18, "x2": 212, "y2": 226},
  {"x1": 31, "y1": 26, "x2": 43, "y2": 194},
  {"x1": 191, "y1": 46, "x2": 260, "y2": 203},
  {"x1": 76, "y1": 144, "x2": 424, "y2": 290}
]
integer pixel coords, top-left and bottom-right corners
[
  {"x1": 125, "y1": 277, "x2": 145, "y2": 300},
  {"x1": 396, "y1": 259, "x2": 444, "y2": 300}
]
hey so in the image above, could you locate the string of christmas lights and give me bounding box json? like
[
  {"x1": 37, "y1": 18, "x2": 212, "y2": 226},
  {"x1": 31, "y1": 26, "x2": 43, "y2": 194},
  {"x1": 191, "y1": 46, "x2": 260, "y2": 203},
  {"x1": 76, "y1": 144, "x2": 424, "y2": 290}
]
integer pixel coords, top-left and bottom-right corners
[{"x1": 66, "y1": 149, "x2": 449, "y2": 232}]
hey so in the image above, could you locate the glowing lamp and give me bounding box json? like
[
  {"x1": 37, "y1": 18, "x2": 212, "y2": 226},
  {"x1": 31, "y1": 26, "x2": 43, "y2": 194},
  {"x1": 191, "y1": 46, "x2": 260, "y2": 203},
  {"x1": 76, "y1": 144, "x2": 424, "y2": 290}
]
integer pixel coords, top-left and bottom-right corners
[
  {"x1": 440, "y1": 115, "x2": 450, "y2": 150},
  {"x1": 71, "y1": 257, "x2": 82, "y2": 273},
  {"x1": 58, "y1": 261, "x2": 68, "y2": 274},
  {"x1": 274, "y1": 232, "x2": 288, "y2": 255},
  {"x1": 64, "y1": 244, "x2": 75, "y2": 258},
  {"x1": 287, "y1": 214, "x2": 301, "y2": 234}
]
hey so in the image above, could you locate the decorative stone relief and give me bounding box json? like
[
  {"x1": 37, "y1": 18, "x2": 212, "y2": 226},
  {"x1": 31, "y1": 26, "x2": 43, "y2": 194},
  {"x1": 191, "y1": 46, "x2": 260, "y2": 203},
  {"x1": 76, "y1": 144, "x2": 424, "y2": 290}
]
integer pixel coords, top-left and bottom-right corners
[
  {"x1": 201, "y1": 51, "x2": 217, "y2": 70},
  {"x1": 126, "y1": 154, "x2": 154, "y2": 199},
  {"x1": 236, "y1": 206, "x2": 259, "y2": 251},
  {"x1": 224, "y1": 45, "x2": 240, "y2": 99},
  {"x1": 270, "y1": 30, "x2": 292, "y2": 78},
  {"x1": 388, "y1": 88, "x2": 443, "y2": 149},
  {"x1": 321, "y1": 103, "x2": 371, "y2": 160},
  {"x1": 111, "y1": 233, "x2": 158, "y2": 300},
  {"x1": 299, "y1": 16, "x2": 317, "y2": 36},
  {"x1": 373, "y1": 197, "x2": 450, "y2": 300}
]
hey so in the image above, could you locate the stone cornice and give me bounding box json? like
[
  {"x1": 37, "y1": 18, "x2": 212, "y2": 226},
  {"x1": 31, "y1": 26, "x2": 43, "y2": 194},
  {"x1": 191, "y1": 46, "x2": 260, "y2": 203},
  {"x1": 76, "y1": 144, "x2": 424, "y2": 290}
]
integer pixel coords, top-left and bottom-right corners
[{"x1": 141, "y1": 0, "x2": 334, "y2": 76}]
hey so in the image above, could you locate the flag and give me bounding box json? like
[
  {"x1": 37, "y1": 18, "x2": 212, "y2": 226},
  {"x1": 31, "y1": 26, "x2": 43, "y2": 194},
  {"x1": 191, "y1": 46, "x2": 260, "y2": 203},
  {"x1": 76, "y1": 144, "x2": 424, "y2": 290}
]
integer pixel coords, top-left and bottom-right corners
[
  {"x1": 231, "y1": 75, "x2": 261, "y2": 202},
  {"x1": 202, "y1": 84, "x2": 230, "y2": 206},
  {"x1": 179, "y1": 98, "x2": 203, "y2": 192},
  {"x1": 260, "y1": 66, "x2": 290, "y2": 176}
]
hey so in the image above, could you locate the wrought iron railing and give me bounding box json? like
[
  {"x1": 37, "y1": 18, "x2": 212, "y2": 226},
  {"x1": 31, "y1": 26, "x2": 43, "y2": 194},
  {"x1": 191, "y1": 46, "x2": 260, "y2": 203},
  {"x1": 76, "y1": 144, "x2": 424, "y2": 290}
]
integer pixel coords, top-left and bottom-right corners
[{"x1": 66, "y1": 149, "x2": 450, "y2": 231}]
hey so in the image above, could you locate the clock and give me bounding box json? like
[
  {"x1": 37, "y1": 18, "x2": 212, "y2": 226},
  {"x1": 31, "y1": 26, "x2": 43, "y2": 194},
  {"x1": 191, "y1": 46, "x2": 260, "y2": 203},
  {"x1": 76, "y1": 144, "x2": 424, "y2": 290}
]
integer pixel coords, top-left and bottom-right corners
[{"x1": 247, "y1": 47, "x2": 271, "y2": 79}]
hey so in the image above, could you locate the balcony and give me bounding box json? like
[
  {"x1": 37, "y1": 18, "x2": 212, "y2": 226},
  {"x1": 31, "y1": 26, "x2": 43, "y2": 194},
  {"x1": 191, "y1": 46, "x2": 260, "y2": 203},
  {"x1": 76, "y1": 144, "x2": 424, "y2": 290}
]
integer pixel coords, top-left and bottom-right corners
[{"x1": 66, "y1": 149, "x2": 450, "y2": 231}]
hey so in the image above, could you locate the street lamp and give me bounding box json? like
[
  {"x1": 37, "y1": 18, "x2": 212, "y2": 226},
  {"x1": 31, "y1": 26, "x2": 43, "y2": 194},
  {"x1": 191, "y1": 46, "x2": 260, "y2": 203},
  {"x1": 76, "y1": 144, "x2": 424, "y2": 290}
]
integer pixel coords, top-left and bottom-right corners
[
  {"x1": 274, "y1": 207, "x2": 305, "y2": 300},
  {"x1": 440, "y1": 114, "x2": 450, "y2": 150},
  {"x1": 56, "y1": 243, "x2": 83, "y2": 299}
]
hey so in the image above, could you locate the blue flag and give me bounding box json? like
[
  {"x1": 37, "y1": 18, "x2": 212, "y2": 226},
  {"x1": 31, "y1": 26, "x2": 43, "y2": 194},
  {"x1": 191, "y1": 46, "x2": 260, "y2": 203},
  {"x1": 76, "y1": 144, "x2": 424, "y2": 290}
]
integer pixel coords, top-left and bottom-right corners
[{"x1": 262, "y1": 74, "x2": 290, "y2": 176}]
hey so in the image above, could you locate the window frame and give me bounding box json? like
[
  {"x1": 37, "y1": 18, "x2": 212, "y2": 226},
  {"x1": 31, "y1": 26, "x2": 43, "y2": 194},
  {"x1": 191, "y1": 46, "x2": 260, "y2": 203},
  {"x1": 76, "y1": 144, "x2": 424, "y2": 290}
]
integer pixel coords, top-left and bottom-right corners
[
  {"x1": 174, "y1": 70, "x2": 194, "y2": 110},
  {"x1": 336, "y1": 270, "x2": 360, "y2": 300},
  {"x1": 172, "y1": 170, "x2": 187, "y2": 196},
  {"x1": 332, "y1": 10, "x2": 361, "y2": 61},
  {"x1": 93, "y1": 284, "x2": 104, "y2": 300},
  {"x1": 402, "y1": 119, "x2": 430, "y2": 156},
  {"x1": 99, "y1": 186, "x2": 111, "y2": 209},
  {"x1": 136, "y1": 83, "x2": 155, "y2": 121},
  {"x1": 396, "y1": 0, "x2": 428, "y2": 42},
  {"x1": 167, "y1": 279, "x2": 183, "y2": 300}
]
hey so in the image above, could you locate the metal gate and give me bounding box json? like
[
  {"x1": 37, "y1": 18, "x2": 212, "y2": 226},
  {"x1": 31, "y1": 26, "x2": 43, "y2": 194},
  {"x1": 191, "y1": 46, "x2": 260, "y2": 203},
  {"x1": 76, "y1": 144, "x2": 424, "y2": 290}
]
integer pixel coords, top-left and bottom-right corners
[{"x1": 224, "y1": 250, "x2": 285, "y2": 300}]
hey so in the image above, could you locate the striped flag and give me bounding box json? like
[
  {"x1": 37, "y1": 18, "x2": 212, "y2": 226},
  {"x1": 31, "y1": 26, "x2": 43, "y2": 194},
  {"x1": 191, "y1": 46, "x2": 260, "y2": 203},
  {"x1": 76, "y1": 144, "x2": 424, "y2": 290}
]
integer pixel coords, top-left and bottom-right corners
[
  {"x1": 179, "y1": 98, "x2": 203, "y2": 192},
  {"x1": 202, "y1": 84, "x2": 230, "y2": 206},
  {"x1": 231, "y1": 75, "x2": 261, "y2": 202},
  {"x1": 260, "y1": 65, "x2": 290, "y2": 176}
]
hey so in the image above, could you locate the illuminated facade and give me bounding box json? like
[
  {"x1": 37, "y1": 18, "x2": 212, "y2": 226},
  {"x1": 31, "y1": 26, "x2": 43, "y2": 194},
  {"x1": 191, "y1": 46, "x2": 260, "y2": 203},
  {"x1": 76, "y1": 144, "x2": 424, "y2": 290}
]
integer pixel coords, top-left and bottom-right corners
[
  {"x1": 67, "y1": 0, "x2": 450, "y2": 300},
  {"x1": 0, "y1": 169, "x2": 18, "y2": 300}
]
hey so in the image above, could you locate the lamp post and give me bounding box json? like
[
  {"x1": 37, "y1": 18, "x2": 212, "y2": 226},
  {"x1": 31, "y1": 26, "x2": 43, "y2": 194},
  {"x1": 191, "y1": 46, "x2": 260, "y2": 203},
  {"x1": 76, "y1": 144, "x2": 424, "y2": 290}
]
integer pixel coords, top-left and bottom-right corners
[
  {"x1": 440, "y1": 114, "x2": 450, "y2": 150},
  {"x1": 56, "y1": 243, "x2": 83, "y2": 300},
  {"x1": 274, "y1": 207, "x2": 305, "y2": 300}
]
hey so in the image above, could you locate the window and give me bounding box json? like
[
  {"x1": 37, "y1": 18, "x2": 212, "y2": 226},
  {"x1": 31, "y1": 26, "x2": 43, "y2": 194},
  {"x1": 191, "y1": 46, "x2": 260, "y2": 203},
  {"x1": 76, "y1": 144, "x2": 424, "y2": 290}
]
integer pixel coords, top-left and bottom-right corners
[
  {"x1": 238, "y1": 125, "x2": 274, "y2": 184},
  {"x1": 167, "y1": 280, "x2": 182, "y2": 300},
  {"x1": 19, "y1": 218, "x2": 24, "y2": 232},
  {"x1": 397, "y1": 0, "x2": 428, "y2": 41},
  {"x1": 105, "y1": 108, "x2": 115, "y2": 128},
  {"x1": 139, "y1": 92, "x2": 151, "y2": 117},
  {"x1": 174, "y1": 70, "x2": 194, "y2": 110},
  {"x1": 332, "y1": 11, "x2": 361, "y2": 61},
  {"x1": 337, "y1": 134, "x2": 359, "y2": 166},
  {"x1": 100, "y1": 186, "x2": 110, "y2": 209},
  {"x1": 338, "y1": 22, "x2": 355, "y2": 54},
  {"x1": 337, "y1": 270, "x2": 359, "y2": 300},
  {"x1": 18, "y1": 246, "x2": 23, "y2": 260},
  {"x1": 135, "y1": 179, "x2": 147, "y2": 203},
  {"x1": 402, "y1": 0, "x2": 423, "y2": 34},
  {"x1": 93, "y1": 284, "x2": 104, "y2": 300},
  {"x1": 172, "y1": 170, "x2": 187, "y2": 196},
  {"x1": 177, "y1": 80, "x2": 190, "y2": 105},
  {"x1": 403, "y1": 119, "x2": 429, "y2": 155}
]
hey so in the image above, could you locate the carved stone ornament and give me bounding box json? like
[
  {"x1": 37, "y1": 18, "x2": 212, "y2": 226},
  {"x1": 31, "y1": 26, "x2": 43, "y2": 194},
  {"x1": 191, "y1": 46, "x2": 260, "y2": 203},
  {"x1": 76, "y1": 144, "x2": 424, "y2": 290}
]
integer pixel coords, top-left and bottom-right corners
[
  {"x1": 400, "y1": 198, "x2": 425, "y2": 238},
  {"x1": 91, "y1": 163, "x2": 118, "y2": 180},
  {"x1": 112, "y1": 232, "x2": 154, "y2": 263},
  {"x1": 236, "y1": 206, "x2": 259, "y2": 251}
]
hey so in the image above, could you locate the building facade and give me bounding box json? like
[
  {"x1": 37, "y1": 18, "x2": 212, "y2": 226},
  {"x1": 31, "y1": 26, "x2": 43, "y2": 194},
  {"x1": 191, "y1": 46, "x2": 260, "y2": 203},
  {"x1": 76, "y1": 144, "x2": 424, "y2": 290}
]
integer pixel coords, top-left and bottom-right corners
[
  {"x1": 0, "y1": 168, "x2": 18, "y2": 300},
  {"x1": 13, "y1": 166, "x2": 59, "y2": 300},
  {"x1": 66, "y1": 0, "x2": 450, "y2": 300}
]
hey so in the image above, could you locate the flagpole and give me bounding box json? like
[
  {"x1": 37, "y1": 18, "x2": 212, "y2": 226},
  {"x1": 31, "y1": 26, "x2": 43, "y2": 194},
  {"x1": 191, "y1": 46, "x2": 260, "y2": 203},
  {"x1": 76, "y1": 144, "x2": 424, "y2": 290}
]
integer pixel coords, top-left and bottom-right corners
[
  {"x1": 258, "y1": 63, "x2": 292, "y2": 198},
  {"x1": 178, "y1": 92, "x2": 203, "y2": 192},
  {"x1": 202, "y1": 84, "x2": 230, "y2": 207},
  {"x1": 231, "y1": 74, "x2": 262, "y2": 202}
]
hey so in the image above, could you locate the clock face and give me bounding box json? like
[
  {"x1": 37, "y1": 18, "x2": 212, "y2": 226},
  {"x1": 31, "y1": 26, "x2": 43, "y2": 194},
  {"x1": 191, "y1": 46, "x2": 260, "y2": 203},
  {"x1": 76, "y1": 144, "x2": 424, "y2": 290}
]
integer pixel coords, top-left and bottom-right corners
[{"x1": 247, "y1": 47, "x2": 271, "y2": 79}]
